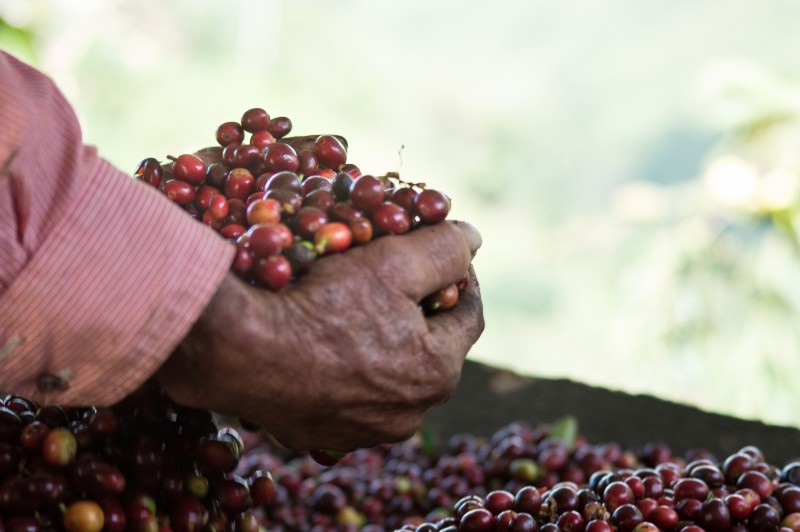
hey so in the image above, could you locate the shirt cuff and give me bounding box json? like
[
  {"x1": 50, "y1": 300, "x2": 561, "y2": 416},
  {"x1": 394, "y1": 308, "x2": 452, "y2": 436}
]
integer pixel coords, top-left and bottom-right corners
[{"x1": 0, "y1": 155, "x2": 235, "y2": 406}]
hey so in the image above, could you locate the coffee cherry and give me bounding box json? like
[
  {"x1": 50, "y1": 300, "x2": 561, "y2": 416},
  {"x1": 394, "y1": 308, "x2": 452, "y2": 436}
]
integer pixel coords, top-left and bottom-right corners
[
  {"x1": 604, "y1": 481, "x2": 636, "y2": 512},
  {"x1": 349, "y1": 218, "x2": 374, "y2": 245},
  {"x1": 253, "y1": 255, "x2": 292, "y2": 291},
  {"x1": 737, "y1": 470, "x2": 774, "y2": 499},
  {"x1": 162, "y1": 180, "x2": 195, "y2": 205},
  {"x1": 648, "y1": 506, "x2": 679, "y2": 529},
  {"x1": 221, "y1": 225, "x2": 246, "y2": 242},
  {"x1": 314, "y1": 135, "x2": 347, "y2": 170},
  {"x1": 265, "y1": 171, "x2": 302, "y2": 194},
  {"x1": 724, "y1": 453, "x2": 755, "y2": 484},
  {"x1": 415, "y1": 189, "x2": 451, "y2": 224},
  {"x1": 250, "y1": 130, "x2": 276, "y2": 150},
  {"x1": 331, "y1": 172, "x2": 353, "y2": 201},
  {"x1": 263, "y1": 189, "x2": 301, "y2": 217},
  {"x1": 782, "y1": 513, "x2": 800, "y2": 531},
  {"x1": 233, "y1": 144, "x2": 262, "y2": 169},
  {"x1": 372, "y1": 202, "x2": 411, "y2": 235},
  {"x1": 241, "y1": 108, "x2": 270, "y2": 133},
  {"x1": 202, "y1": 210, "x2": 223, "y2": 230},
  {"x1": 250, "y1": 471, "x2": 275, "y2": 505},
  {"x1": 225, "y1": 168, "x2": 256, "y2": 201},
  {"x1": 63, "y1": 500, "x2": 104, "y2": 532},
  {"x1": 283, "y1": 241, "x2": 317, "y2": 276},
  {"x1": 298, "y1": 151, "x2": 319, "y2": 177},
  {"x1": 262, "y1": 143, "x2": 299, "y2": 173},
  {"x1": 485, "y1": 490, "x2": 515, "y2": 515},
  {"x1": 750, "y1": 504, "x2": 782, "y2": 532},
  {"x1": 510, "y1": 513, "x2": 538, "y2": 532},
  {"x1": 246, "y1": 198, "x2": 282, "y2": 226},
  {"x1": 216, "y1": 121, "x2": 245, "y2": 146},
  {"x1": 674, "y1": 478, "x2": 710, "y2": 501},
  {"x1": 350, "y1": 175, "x2": 385, "y2": 211},
  {"x1": 165, "y1": 495, "x2": 203, "y2": 532},
  {"x1": 315, "y1": 222, "x2": 353, "y2": 255},
  {"x1": 41, "y1": 427, "x2": 77, "y2": 467},
  {"x1": 676, "y1": 498, "x2": 702, "y2": 521},
  {"x1": 391, "y1": 187, "x2": 418, "y2": 211},
  {"x1": 459, "y1": 508, "x2": 494, "y2": 531},
  {"x1": 243, "y1": 224, "x2": 286, "y2": 259},
  {"x1": 134, "y1": 158, "x2": 163, "y2": 188},
  {"x1": 267, "y1": 116, "x2": 292, "y2": 138},
  {"x1": 422, "y1": 284, "x2": 459, "y2": 313},
  {"x1": 696, "y1": 498, "x2": 730, "y2": 531},
  {"x1": 557, "y1": 510, "x2": 586, "y2": 532},
  {"x1": 195, "y1": 436, "x2": 239, "y2": 475},
  {"x1": 246, "y1": 191, "x2": 268, "y2": 207},
  {"x1": 90, "y1": 462, "x2": 126, "y2": 495},
  {"x1": 207, "y1": 194, "x2": 230, "y2": 221},
  {"x1": 778, "y1": 487, "x2": 800, "y2": 514},
  {"x1": 172, "y1": 154, "x2": 206, "y2": 186},
  {"x1": 194, "y1": 185, "x2": 220, "y2": 211},
  {"x1": 231, "y1": 244, "x2": 253, "y2": 275},
  {"x1": 782, "y1": 463, "x2": 800, "y2": 486},
  {"x1": 217, "y1": 477, "x2": 253, "y2": 515},
  {"x1": 611, "y1": 504, "x2": 643, "y2": 532},
  {"x1": 225, "y1": 198, "x2": 248, "y2": 226},
  {"x1": 341, "y1": 163, "x2": 362, "y2": 179},
  {"x1": 205, "y1": 163, "x2": 229, "y2": 189},
  {"x1": 301, "y1": 175, "x2": 333, "y2": 196},
  {"x1": 18, "y1": 421, "x2": 48, "y2": 454},
  {"x1": 293, "y1": 207, "x2": 329, "y2": 240},
  {"x1": 0, "y1": 444, "x2": 21, "y2": 478},
  {"x1": 222, "y1": 142, "x2": 240, "y2": 166}
]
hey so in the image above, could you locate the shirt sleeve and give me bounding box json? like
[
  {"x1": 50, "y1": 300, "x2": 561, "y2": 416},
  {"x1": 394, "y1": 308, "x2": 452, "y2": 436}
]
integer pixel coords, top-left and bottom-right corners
[{"x1": 0, "y1": 51, "x2": 235, "y2": 406}]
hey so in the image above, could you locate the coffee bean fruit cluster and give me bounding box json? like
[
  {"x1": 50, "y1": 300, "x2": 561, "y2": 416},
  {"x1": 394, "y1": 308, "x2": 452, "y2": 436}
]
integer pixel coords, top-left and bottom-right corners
[{"x1": 134, "y1": 108, "x2": 460, "y2": 313}]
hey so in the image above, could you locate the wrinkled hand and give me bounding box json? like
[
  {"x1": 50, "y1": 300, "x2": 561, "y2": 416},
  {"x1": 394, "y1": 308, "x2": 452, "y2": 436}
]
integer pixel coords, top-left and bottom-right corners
[{"x1": 155, "y1": 219, "x2": 484, "y2": 452}]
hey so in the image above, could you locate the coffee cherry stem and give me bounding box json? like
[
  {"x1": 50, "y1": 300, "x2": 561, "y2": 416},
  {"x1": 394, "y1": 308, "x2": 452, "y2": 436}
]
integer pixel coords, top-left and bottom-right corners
[{"x1": 381, "y1": 171, "x2": 427, "y2": 190}]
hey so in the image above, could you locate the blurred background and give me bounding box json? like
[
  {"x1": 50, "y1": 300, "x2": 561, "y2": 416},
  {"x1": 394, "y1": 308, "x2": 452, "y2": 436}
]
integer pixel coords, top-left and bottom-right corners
[{"x1": 2, "y1": 0, "x2": 800, "y2": 427}]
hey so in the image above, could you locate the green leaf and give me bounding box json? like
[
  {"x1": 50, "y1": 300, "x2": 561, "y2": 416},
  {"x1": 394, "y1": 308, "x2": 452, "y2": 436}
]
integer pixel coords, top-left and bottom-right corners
[
  {"x1": 418, "y1": 427, "x2": 437, "y2": 458},
  {"x1": 0, "y1": 18, "x2": 38, "y2": 64},
  {"x1": 550, "y1": 415, "x2": 579, "y2": 448}
]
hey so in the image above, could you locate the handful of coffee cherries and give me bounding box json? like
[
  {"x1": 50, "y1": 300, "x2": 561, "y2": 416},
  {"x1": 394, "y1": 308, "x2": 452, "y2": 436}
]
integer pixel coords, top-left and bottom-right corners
[{"x1": 134, "y1": 108, "x2": 463, "y2": 313}]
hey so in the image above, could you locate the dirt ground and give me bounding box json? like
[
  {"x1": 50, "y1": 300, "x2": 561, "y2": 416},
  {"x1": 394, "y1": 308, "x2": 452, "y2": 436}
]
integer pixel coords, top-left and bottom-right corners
[{"x1": 424, "y1": 361, "x2": 800, "y2": 465}]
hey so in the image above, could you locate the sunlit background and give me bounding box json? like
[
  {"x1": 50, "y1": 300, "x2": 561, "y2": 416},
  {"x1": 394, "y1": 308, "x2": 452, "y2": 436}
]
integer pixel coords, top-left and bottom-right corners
[{"x1": 3, "y1": 0, "x2": 800, "y2": 427}]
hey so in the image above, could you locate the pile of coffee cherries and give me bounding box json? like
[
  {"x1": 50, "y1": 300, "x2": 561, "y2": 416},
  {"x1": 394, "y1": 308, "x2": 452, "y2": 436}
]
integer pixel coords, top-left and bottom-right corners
[
  {"x1": 235, "y1": 422, "x2": 800, "y2": 532},
  {"x1": 134, "y1": 108, "x2": 460, "y2": 312},
  {"x1": 2, "y1": 390, "x2": 800, "y2": 532},
  {"x1": 0, "y1": 384, "x2": 276, "y2": 532}
]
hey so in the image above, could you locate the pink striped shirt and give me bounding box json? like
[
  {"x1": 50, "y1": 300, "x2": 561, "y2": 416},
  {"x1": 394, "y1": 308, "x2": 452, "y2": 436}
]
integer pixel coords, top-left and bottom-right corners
[{"x1": 0, "y1": 51, "x2": 234, "y2": 406}]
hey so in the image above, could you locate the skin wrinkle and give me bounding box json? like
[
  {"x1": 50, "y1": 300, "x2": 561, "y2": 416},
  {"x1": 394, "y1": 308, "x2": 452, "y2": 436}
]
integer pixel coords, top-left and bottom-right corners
[
  {"x1": 352, "y1": 267, "x2": 435, "y2": 404},
  {"x1": 106, "y1": 198, "x2": 473, "y2": 448},
  {"x1": 283, "y1": 256, "x2": 444, "y2": 433},
  {"x1": 293, "y1": 266, "x2": 394, "y2": 402}
]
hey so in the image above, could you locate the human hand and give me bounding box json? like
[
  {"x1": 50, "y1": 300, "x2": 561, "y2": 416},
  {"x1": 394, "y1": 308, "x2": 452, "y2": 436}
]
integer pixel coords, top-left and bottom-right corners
[{"x1": 155, "y1": 220, "x2": 484, "y2": 451}]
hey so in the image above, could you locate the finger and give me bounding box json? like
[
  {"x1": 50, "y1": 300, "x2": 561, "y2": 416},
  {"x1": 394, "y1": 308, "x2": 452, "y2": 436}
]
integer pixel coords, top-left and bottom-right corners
[
  {"x1": 359, "y1": 222, "x2": 475, "y2": 301},
  {"x1": 450, "y1": 220, "x2": 482, "y2": 257},
  {"x1": 424, "y1": 266, "x2": 485, "y2": 365}
]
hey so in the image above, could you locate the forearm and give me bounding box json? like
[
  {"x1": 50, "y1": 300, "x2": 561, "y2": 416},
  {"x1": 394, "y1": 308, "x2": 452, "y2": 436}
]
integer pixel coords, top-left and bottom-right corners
[{"x1": 0, "y1": 51, "x2": 235, "y2": 405}]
